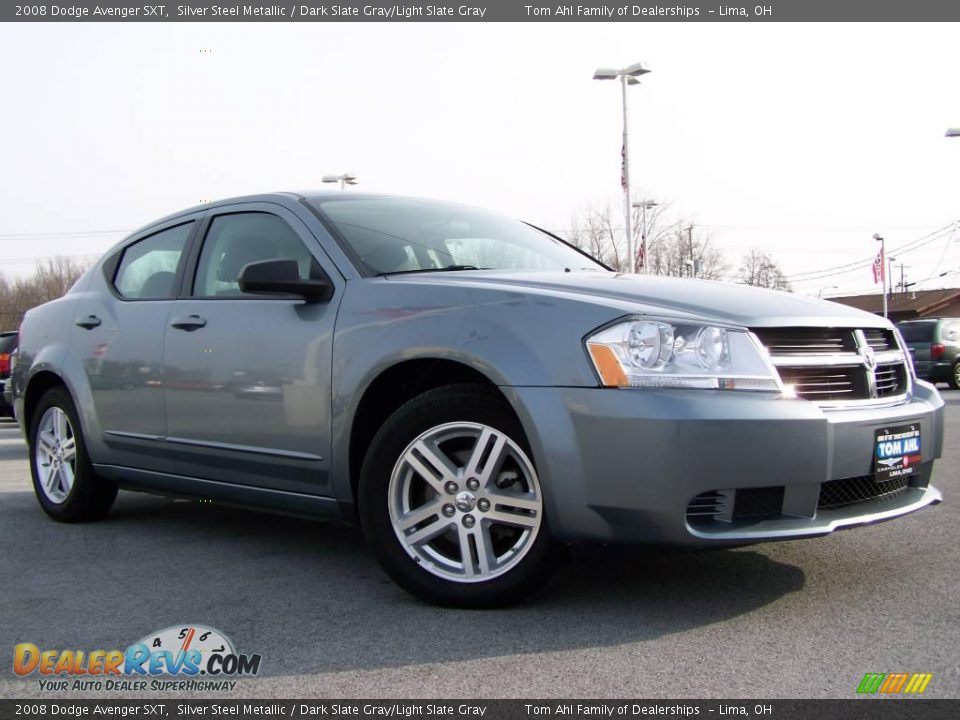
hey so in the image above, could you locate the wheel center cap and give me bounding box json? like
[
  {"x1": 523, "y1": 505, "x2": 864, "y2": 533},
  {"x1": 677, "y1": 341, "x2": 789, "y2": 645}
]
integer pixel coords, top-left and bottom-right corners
[{"x1": 454, "y1": 491, "x2": 477, "y2": 512}]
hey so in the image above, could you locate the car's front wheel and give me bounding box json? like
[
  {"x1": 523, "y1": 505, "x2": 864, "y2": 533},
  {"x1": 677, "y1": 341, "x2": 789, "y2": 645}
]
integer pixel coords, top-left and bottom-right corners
[
  {"x1": 29, "y1": 386, "x2": 117, "y2": 522},
  {"x1": 359, "y1": 384, "x2": 557, "y2": 607}
]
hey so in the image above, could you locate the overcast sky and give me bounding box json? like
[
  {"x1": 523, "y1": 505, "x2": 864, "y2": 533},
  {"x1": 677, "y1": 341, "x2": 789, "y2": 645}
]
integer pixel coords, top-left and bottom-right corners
[{"x1": 1, "y1": 22, "x2": 958, "y2": 296}]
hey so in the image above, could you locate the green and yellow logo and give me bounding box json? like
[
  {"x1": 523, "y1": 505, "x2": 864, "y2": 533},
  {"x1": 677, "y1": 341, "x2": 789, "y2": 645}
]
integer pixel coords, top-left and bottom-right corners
[{"x1": 857, "y1": 672, "x2": 933, "y2": 694}]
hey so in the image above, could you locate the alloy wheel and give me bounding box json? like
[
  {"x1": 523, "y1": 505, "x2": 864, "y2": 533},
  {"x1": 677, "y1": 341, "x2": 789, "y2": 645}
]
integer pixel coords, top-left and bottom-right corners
[
  {"x1": 35, "y1": 406, "x2": 77, "y2": 504},
  {"x1": 388, "y1": 422, "x2": 543, "y2": 583}
]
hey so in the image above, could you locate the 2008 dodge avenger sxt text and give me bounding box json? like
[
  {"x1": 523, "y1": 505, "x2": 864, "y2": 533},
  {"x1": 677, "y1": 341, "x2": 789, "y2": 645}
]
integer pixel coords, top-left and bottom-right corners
[{"x1": 13, "y1": 193, "x2": 944, "y2": 606}]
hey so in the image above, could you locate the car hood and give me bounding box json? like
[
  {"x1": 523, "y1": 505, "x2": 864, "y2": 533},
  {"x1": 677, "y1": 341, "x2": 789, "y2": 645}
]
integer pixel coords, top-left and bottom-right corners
[{"x1": 388, "y1": 270, "x2": 888, "y2": 328}]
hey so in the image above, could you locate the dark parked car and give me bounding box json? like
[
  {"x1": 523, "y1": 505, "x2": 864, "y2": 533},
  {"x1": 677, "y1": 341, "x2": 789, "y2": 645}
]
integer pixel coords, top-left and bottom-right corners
[
  {"x1": 13, "y1": 193, "x2": 944, "y2": 607},
  {"x1": 898, "y1": 318, "x2": 960, "y2": 389},
  {"x1": 0, "y1": 331, "x2": 18, "y2": 417}
]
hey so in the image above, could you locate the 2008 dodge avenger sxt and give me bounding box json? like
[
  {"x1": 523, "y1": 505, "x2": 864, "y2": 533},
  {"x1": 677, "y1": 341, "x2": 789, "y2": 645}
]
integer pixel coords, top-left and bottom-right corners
[{"x1": 14, "y1": 192, "x2": 944, "y2": 606}]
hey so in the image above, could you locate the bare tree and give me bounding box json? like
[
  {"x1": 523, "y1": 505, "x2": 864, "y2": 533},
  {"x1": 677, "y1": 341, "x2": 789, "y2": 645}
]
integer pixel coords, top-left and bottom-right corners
[
  {"x1": 565, "y1": 198, "x2": 730, "y2": 280},
  {"x1": 566, "y1": 200, "x2": 622, "y2": 270},
  {"x1": 0, "y1": 256, "x2": 92, "y2": 329},
  {"x1": 646, "y1": 224, "x2": 728, "y2": 280},
  {"x1": 566, "y1": 195, "x2": 675, "y2": 273},
  {"x1": 737, "y1": 248, "x2": 792, "y2": 291}
]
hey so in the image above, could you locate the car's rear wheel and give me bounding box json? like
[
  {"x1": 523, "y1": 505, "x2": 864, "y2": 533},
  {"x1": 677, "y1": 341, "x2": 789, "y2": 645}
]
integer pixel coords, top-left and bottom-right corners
[
  {"x1": 359, "y1": 384, "x2": 557, "y2": 607},
  {"x1": 949, "y1": 361, "x2": 960, "y2": 390},
  {"x1": 29, "y1": 386, "x2": 117, "y2": 522}
]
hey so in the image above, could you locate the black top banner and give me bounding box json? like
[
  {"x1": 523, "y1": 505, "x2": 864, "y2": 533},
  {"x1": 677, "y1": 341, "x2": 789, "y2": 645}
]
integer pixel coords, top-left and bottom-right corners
[{"x1": 3, "y1": 0, "x2": 960, "y2": 22}]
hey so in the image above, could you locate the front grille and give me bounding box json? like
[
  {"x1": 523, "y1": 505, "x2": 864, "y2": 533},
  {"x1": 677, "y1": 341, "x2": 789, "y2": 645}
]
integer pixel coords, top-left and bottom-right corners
[
  {"x1": 689, "y1": 470, "x2": 925, "y2": 528},
  {"x1": 818, "y1": 475, "x2": 909, "y2": 510},
  {"x1": 875, "y1": 363, "x2": 906, "y2": 397},
  {"x1": 752, "y1": 326, "x2": 909, "y2": 404},
  {"x1": 862, "y1": 328, "x2": 896, "y2": 352},
  {"x1": 776, "y1": 365, "x2": 866, "y2": 401},
  {"x1": 753, "y1": 328, "x2": 855, "y2": 356}
]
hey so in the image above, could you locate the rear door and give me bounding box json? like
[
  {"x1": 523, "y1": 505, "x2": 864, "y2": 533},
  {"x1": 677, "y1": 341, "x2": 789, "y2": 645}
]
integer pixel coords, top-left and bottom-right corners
[
  {"x1": 70, "y1": 218, "x2": 198, "y2": 470},
  {"x1": 161, "y1": 202, "x2": 342, "y2": 495}
]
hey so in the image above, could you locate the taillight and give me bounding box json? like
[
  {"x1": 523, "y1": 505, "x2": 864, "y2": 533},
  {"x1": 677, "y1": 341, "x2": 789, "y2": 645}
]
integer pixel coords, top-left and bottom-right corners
[
  {"x1": 0, "y1": 353, "x2": 8, "y2": 375},
  {"x1": 931, "y1": 343, "x2": 946, "y2": 360}
]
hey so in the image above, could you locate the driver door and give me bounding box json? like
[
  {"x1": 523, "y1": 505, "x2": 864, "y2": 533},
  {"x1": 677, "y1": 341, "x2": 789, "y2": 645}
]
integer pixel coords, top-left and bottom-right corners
[{"x1": 161, "y1": 203, "x2": 341, "y2": 495}]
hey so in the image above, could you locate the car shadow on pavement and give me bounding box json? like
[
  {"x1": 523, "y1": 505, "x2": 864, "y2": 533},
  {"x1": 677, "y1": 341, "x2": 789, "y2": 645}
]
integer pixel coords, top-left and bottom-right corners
[{"x1": 1, "y1": 488, "x2": 805, "y2": 676}]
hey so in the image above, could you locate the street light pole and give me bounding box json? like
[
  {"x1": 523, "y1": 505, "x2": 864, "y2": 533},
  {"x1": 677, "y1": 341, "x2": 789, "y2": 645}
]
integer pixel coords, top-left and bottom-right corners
[
  {"x1": 632, "y1": 199, "x2": 658, "y2": 275},
  {"x1": 621, "y1": 74, "x2": 632, "y2": 273},
  {"x1": 874, "y1": 233, "x2": 888, "y2": 319},
  {"x1": 593, "y1": 61, "x2": 651, "y2": 274}
]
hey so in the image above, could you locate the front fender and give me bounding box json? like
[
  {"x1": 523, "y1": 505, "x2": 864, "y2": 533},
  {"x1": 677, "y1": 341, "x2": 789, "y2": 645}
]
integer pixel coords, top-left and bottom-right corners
[{"x1": 328, "y1": 279, "x2": 614, "y2": 503}]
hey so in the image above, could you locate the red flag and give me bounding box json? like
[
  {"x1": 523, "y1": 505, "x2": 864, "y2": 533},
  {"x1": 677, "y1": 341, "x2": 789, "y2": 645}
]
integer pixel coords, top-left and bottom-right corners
[
  {"x1": 872, "y1": 248, "x2": 884, "y2": 284},
  {"x1": 621, "y1": 141, "x2": 627, "y2": 191}
]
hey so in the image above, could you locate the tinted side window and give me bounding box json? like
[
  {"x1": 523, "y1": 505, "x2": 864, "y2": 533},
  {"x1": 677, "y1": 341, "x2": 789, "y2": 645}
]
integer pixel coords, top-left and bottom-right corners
[
  {"x1": 114, "y1": 223, "x2": 193, "y2": 299},
  {"x1": 194, "y1": 213, "x2": 316, "y2": 297},
  {"x1": 898, "y1": 322, "x2": 935, "y2": 343}
]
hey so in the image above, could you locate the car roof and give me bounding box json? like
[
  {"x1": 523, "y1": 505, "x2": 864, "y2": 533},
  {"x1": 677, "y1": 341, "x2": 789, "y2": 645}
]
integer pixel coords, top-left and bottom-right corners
[{"x1": 125, "y1": 190, "x2": 416, "y2": 240}]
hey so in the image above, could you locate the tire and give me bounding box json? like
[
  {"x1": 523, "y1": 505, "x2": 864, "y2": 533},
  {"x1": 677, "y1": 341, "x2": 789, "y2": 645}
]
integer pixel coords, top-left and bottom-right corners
[
  {"x1": 949, "y1": 362, "x2": 960, "y2": 391},
  {"x1": 29, "y1": 386, "x2": 117, "y2": 522},
  {"x1": 358, "y1": 383, "x2": 558, "y2": 608}
]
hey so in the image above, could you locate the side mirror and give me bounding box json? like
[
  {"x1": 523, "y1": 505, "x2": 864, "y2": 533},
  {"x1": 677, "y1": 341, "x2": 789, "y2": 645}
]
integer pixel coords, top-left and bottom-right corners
[{"x1": 238, "y1": 259, "x2": 333, "y2": 302}]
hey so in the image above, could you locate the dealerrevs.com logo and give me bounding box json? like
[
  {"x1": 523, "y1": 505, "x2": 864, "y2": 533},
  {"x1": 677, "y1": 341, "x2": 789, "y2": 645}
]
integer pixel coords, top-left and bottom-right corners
[{"x1": 13, "y1": 625, "x2": 262, "y2": 692}]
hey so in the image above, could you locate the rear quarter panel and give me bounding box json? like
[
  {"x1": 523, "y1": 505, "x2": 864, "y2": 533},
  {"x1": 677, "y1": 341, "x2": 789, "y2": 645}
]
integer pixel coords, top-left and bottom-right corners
[{"x1": 14, "y1": 274, "x2": 88, "y2": 436}]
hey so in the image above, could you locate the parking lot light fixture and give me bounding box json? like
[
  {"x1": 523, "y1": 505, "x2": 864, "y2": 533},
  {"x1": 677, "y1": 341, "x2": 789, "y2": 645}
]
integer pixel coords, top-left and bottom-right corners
[
  {"x1": 322, "y1": 173, "x2": 359, "y2": 190},
  {"x1": 946, "y1": 128, "x2": 960, "y2": 137}
]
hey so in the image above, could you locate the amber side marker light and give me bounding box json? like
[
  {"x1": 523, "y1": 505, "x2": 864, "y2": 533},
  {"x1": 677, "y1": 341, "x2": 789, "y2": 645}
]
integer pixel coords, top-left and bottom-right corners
[{"x1": 587, "y1": 343, "x2": 629, "y2": 387}]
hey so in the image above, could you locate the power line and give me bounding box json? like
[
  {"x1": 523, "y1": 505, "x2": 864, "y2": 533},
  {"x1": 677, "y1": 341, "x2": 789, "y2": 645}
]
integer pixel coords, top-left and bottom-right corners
[
  {"x1": 0, "y1": 229, "x2": 130, "y2": 240},
  {"x1": 0, "y1": 253, "x2": 101, "y2": 266},
  {"x1": 785, "y1": 221, "x2": 960, "y2": 282}
]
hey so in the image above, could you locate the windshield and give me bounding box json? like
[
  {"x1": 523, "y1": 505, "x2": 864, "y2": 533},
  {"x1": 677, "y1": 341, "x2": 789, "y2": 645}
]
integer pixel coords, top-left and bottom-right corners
[{"x1": 310, "y1": 196, "x2": 605, "y2": 275}]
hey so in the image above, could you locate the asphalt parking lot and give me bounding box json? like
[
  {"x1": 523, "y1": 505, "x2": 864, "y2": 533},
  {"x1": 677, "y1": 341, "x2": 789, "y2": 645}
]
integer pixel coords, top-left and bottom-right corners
[{"x1": 1, "y1": 390, "x2": 958, "y2": 699}]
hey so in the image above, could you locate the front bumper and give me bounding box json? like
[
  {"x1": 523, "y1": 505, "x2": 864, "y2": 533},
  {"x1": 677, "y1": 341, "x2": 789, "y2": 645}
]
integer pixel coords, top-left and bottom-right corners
[{"x1": 507, "y1": 380, "x2": 944, "y2": 546}]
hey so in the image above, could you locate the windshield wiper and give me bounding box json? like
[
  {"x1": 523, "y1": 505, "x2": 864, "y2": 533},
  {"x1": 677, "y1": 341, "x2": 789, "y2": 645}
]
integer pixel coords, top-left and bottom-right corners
[{"x1": 376, "y1": 265, "x2": 488, "y2": 276}]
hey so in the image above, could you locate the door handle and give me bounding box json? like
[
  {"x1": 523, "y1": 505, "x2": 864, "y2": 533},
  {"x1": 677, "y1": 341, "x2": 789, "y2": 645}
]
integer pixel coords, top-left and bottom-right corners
[
  {"x1": 170, "y1": 315, "x2": 207, "y2": 331},
  {"x1": 75, "y1": 315, "x2": 102, "y2": 329}
]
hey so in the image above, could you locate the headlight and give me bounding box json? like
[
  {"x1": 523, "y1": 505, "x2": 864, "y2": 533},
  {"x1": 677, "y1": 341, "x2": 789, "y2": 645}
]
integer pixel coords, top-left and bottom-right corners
[{"x1": 585, "y1": 318, "x2": 782, "y2": 391}]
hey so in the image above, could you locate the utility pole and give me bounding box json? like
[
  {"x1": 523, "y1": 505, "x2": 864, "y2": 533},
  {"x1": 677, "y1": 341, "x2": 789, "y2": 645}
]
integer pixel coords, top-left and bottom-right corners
[
  {"x1": 874, "y1": 233, "x2": 887, "y2": 319},
  {"x1": 898, "y1": 263, "x2": 908, "y2": 294}
]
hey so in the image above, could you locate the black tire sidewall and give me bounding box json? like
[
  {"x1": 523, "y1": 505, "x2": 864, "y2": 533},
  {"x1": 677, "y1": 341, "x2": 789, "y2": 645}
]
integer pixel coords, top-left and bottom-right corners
[{"x1": 358, "y1": 384, "x2": 556, "y2": 608}]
